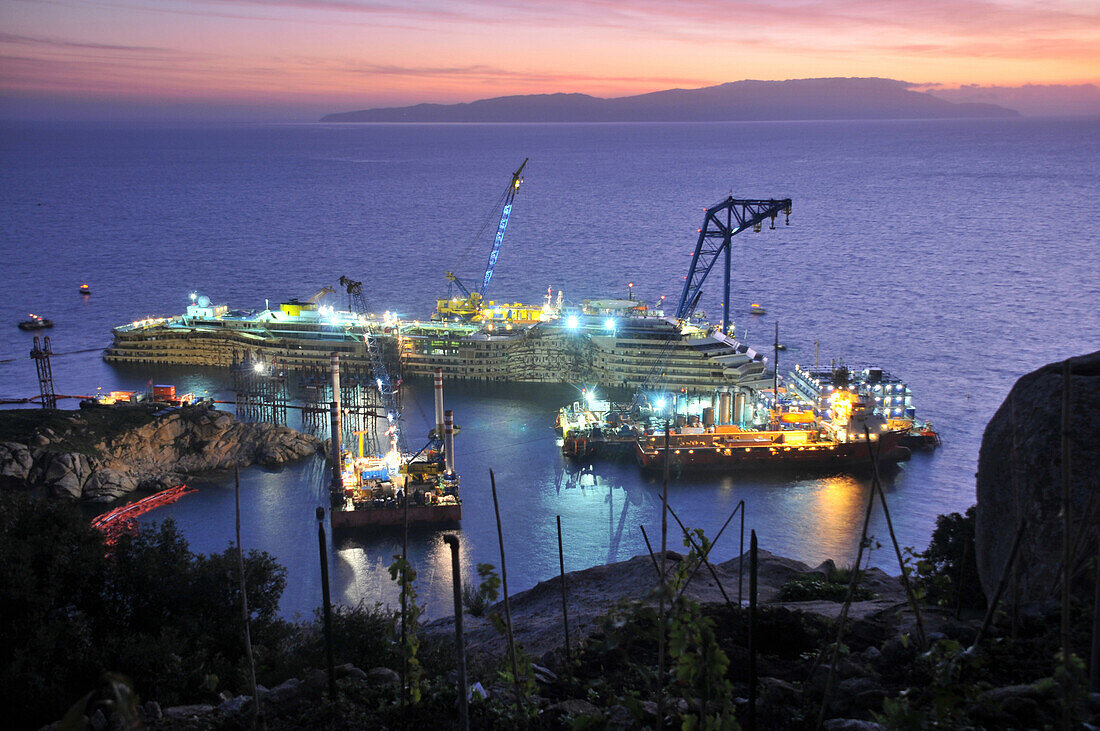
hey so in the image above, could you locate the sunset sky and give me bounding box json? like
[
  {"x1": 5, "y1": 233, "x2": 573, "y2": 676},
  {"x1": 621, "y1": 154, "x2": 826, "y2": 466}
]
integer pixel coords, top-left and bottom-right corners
[{"x1": 2, "y1": 0, "x2": 1099, "y2": 120}]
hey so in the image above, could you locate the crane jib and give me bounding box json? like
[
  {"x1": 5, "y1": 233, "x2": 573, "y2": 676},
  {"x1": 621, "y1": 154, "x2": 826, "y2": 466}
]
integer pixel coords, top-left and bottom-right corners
[{"x1": 481, "y1": 201, "x2": 513, "y2": 294}]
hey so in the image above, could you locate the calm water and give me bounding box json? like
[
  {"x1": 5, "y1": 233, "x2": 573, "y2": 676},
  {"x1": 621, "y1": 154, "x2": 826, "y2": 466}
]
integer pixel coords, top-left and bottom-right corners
[{"x1": 2, "y1": 119, "x2": 1098, "y2": 618}]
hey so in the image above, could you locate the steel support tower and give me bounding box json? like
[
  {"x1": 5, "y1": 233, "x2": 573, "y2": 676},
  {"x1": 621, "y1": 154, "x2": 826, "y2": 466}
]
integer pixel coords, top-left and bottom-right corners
[
  {"x1": 30, "y1": 336, "x2": 56, "y2": 409},
  {"x1": 676, "y1": 197, "x2": 792, "y2": 334}
]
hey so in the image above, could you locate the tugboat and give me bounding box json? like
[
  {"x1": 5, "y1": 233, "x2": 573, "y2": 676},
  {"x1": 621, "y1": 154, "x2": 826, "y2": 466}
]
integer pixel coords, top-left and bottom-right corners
[
  {"x1": 79, "y1": 283, "x2": 91, "y2": 295},
  {"x1": 18, "y1": 313, "x2": 53, "y2": 330}
]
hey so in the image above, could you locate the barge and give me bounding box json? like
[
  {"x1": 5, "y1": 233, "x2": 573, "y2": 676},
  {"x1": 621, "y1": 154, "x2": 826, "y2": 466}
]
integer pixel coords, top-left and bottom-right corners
[
  {"x1": 330, "y1": 371, "x2": 461, "y2": 529},
  {"x1": 635, "y1": 388, "x2": 909, "y2": 473},
  {"x1": 785, "y1": 364, "x2": 940, "y2": 449}
]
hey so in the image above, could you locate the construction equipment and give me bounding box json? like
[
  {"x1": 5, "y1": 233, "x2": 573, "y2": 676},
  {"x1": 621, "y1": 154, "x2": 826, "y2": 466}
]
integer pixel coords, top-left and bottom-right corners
[
  {"x1": 676, "y1": 197, "x2": 792, "y2": 335},
  {"x1": 339, "y1": 276, "x2": 406, "y2": 453},
  {"x1": 307, "y1": 286, "x2": 336, "y2": 304},
  {"x1": 437, "y1": 158, "x2": 528, "y2": 320},
  {"x1": 631, "y1": 196, "x2": 792, "y2": 407}
]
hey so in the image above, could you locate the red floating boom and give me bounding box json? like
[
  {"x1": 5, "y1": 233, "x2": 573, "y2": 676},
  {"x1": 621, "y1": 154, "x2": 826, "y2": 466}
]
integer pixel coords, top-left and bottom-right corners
[{"x1": 91, "y1": 484, "x2": 197, "y2": 546}]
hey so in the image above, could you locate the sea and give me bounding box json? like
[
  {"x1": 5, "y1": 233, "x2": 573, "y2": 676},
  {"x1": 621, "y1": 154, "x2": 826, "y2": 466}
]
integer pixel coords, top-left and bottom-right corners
[{"x1": 1, "y1": 118, "x2": 1098, "y2": 619}]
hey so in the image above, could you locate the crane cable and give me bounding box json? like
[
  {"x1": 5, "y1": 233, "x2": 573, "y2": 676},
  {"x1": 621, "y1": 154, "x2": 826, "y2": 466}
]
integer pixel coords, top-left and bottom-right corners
[{"x1": 448, "y1": 178, "x2": 514, "y2": 276}]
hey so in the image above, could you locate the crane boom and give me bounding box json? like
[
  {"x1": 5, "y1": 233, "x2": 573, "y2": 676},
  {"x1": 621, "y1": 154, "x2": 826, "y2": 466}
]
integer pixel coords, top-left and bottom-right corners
[
  {"x1": 338, "y1": 276, "x2": 406, "y2": 453},
  {"x1": 479, "y1": 157, "x2": 527, "y2": 297},
  {"x1": 676, "y1": 197, "x2": 791, "y2": 333}
]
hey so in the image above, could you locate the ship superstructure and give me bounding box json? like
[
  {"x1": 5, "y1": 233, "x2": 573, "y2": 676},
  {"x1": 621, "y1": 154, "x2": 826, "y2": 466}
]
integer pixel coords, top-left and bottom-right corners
[{"x1": 105, "y1": 292, "x2": 773, "y2": 393}]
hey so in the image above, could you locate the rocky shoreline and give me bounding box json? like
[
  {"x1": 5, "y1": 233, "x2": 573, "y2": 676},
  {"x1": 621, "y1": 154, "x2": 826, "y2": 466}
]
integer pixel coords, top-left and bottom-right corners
[{"x1": 0, "y1": 404, "x2": 321, "y2": 502}]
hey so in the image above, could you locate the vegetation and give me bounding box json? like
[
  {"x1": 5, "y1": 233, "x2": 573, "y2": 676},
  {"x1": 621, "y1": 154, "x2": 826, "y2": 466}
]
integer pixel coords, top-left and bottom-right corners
[
  {"x1": 775, "y1": 566, "x2": 875, "y2": 603},
  {"x1": 6, "y1": 490, "x2": 1100, "y2": 729},
  {"x1": 461, "y1": 561, "x2": 501, "y2": 617},
  {"x1": 908, "y1": 505, "x2": 986, "y2": 611}
]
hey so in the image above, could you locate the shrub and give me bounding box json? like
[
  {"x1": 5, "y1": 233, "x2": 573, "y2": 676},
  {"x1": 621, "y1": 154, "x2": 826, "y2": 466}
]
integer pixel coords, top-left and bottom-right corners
[
  {"x1": 775, "y1": 571, "x2": 875, "y2": 603},
  {"x1": 911, "y1": 505, "x2": 985, "y2": 611}
]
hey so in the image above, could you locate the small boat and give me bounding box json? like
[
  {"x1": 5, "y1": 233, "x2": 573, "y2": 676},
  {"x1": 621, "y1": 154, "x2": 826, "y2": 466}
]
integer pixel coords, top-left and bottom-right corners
[
  {"x1": 776, "y1": 343, "x2": 787, "y2": 351},
  {"x1": 79, "y1": 284, "x2": 91, "y2": 295},
  {"x1": 750, "y1": 303, "x2": 766, "y2": 315},
  {"x1": 18, "y1": 314, "x2": 53, "y2": 330}
]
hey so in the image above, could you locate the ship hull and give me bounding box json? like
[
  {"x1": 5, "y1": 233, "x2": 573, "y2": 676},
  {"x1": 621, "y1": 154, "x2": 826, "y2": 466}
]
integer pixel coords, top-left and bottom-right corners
[
  {"x1": 105, "y1": 308, "x2": 772, "y2": 394},
  {"x1": 635, "y1": 431, "x2": 909, "y2": 473},
  {"x1": 330, "y1": 503, "x2": 462, "y2": 529}
]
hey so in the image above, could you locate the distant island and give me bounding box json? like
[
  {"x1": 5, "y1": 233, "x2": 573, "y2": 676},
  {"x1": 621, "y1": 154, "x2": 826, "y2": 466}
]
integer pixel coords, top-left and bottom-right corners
[{"x1": 321, "y1": 77, "x2": 1019, "y2": 123}]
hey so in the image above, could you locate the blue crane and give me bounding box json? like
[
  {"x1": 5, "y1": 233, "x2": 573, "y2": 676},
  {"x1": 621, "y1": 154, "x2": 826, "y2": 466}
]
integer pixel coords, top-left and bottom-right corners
[
  {"x1": 440, "y1": 158, "x2": 528, "y2": 319},
  {"x1": 676, "y1": 197, "x2": 792, "y2": 335},
  {"x1": 630, "y1": 196, "x2": 792, "y2": 406}
]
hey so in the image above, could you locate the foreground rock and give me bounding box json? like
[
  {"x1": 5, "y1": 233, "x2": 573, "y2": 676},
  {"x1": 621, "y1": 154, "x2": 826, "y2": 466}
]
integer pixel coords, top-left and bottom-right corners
[
  {"x1": 425, "y1": 548, "x2": 906, "y2": 662},
  {"x1": 975, "y1": 350, "x2": 1100, "y2": 602},
  {"x1": 0, "y1": 404, "x2": 320, "y2": 501}
]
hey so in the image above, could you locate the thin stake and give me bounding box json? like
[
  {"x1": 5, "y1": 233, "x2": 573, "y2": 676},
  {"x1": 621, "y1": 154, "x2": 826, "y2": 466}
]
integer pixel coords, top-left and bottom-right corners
[
  {"x1": 1061, "y1": 359, "x2": 1072, "y2": 731},
  {"x1": 666, "y1": 503, "x2": 732, "y2": 607},
  {"x1": 675, "y1": 501, "x2": 743, "y2": 601},
  {"x1": 864, "y1": 426, "x2": 926, "y2": 651},
  {"x1": 971, "y1": 518, "x2": 1027, "y2": 650},
  {"x1": 1009, "y1": 391, "x2": 1021, "y2": 638},
  {"x1": 639, "y1": 524, "x2": 662, "y2": 579},
  {"x1": 1091, "y1": 537, "x2": 1100, "y2": 692},
  {"x1": 235, "y1": 469, "x2": 261, "y2": 730},
  {"x1": 748, "y1": 530, "x2": 758, "y2": 731},
  {"x1": 557, "y1": 515, "x2": 572, "y2": 661},
  {"x1": 739, "y1": 502, "x2": 745, "y2": 606},
  {"x1": 401, "y1": 479, "x2": 409, "y2": 718},
  {"x1": 490, "y1": 470, "x2": 523, "y2": 717},
  {"x1": 316, "y1": 507, "x2": 337, "y2": 700},
  {"x1": 443, "y1": 535, "x2": 469, "y2": 731},
  {"x1": 656, "y1": 420, "x2": 670, "y2": 730}
]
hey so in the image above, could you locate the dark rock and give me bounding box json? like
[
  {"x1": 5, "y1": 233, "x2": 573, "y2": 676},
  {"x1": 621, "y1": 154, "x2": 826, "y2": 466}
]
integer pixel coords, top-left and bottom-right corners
[
  {"x1": 822, "y1": 720, "x2": 886, "y2": 730},
  {"x1": 940, "y1": 619, "x2": 978, "y2": 645},
  {"x1": 978, "y1": 682, "x2": 1051, "y2": 705},
  {"x1": 875, "y1": 636, "x2": 916, "y2": 674},
  {"x1": 638, "y1": 700, "x2": 658, "y2": 719},
  {"x1": 340, "y1": 666, "x2": 369, "y2": 683},
  {"x1": 143, "y1": 701, "x2": 162, "y2": 720},
  {"x1": 860, "y1": 646, "x2": 881, "y2": 664},
  {"x1": 976, "y1": 352, "x2": 1100, "y2": 602},
  {"x1": 0, "y1": 406, "x2": 321, "y2": 502},
  {"x1": 368, "y1": 667, "x2": 401, "y2": 686},
  {"x1": 760, "y1": 676, "x2": 798, "y2": 705},
  {"x1": 302, "y1": 668, "x2": 327, "y2": 690},
  {"x1": 545, "y1": 699, "x2": 600, "y2": 718},
  {"x1": 89, "y1": 709, "x2": 107, "y2": 731},
  {"x1": 217, "y1": 695, "x2": 250, "y2": 715},
  {"x1": 163, "y1": 704, "x2": 215, "y2": 719},
  {"x1": 265, "y1": 678, "x2": 301, "y2": 705},
  {"x1": 838, "y1": 659, "x2": 869, "y2": 679},
  {"x1": 606, "y1": 704, "x2": 633, "y2": 727}
]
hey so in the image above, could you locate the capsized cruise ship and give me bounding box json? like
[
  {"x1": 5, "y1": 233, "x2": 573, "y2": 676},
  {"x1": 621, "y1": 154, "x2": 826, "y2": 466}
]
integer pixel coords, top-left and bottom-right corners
[{"x1": 105, "y1": 292, "x2": 774, "y2": 394}]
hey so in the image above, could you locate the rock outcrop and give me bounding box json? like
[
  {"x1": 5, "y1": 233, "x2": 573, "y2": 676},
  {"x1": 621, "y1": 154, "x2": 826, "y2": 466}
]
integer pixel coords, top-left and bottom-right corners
[
  {"x1": 0, "y1": 405, "x2": 321, "y2": 502},
  {"x1": 975, "y1": 351, "x2": 1100, "y2": 603},
  {"x1": 425, "y1": 549, "x2": 906, "y2": 662}
]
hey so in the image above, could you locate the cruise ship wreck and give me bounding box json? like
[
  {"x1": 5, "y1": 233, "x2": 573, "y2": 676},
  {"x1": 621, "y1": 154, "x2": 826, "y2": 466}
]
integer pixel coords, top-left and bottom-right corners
[{"x1": 104, "y1": 291, "x2": 774, "y2": 395}]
